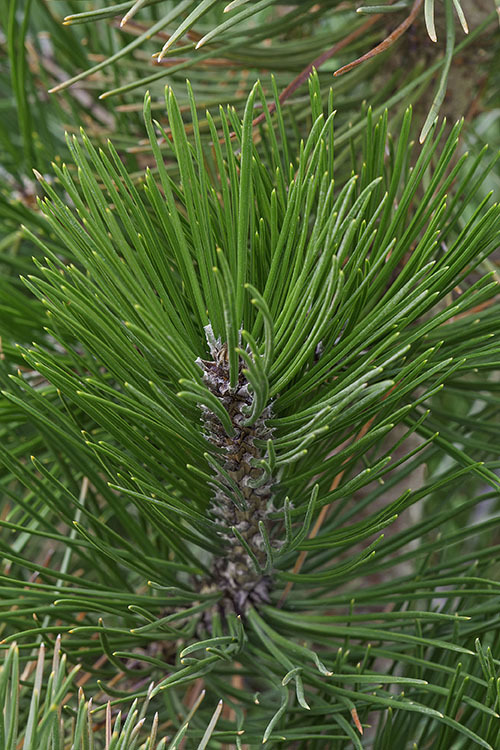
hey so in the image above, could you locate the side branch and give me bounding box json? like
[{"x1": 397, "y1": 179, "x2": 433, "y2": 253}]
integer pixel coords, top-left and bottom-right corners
[{"x1": 333, "y1": 0, "x2": 424, "y2": 77}]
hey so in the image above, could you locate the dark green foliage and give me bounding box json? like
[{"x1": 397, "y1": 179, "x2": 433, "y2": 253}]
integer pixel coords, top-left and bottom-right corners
[
  {"x1": 1, "y1": 73, "x2": 500, "y2": 747},
  {"x1": 1, "y1": 2, "x2": 500, "y2": 748}
]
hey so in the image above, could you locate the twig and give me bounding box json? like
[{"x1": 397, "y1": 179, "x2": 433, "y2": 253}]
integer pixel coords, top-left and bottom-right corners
[
  {"x1": 333, "y1": 0, "x2": 424, "y2": 77},
  {"x1": 250, "y1": 13, "x2": 383, "y2": 133}
]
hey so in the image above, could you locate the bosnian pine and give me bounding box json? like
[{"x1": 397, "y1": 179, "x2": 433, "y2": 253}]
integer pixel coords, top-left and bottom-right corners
[{"x1": 1, "y1": 75, "x2": 500, "y2": 748}]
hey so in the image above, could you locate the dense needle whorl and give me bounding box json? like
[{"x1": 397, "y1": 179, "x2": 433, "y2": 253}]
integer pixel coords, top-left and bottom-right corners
[{"x1": 197, "y1": 325, "x2": 275, "y2": 614}]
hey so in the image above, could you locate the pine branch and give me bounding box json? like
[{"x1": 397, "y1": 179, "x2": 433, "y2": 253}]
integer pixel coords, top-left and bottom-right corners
[{"x1": 1, "y1": 75, "x2": 499, "y2": 747}]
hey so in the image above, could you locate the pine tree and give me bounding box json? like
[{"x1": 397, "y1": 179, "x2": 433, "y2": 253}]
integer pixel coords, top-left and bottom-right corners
[{"x1": 1, "y1": 2, "x2": 500, "y2": 748}]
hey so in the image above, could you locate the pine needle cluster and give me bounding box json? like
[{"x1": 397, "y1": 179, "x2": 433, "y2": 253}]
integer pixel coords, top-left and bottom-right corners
[
  {"x1": 0, "y1": 2, "x2": 500, "y2": 749},
  {"x1": 0, "y1": 72, "x2": 499, "y2": 746}
]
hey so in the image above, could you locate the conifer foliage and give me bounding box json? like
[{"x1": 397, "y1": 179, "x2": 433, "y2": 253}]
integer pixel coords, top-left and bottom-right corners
[{"x1": 1, "y1": 69, "x2": 500, "y2": 747}]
